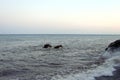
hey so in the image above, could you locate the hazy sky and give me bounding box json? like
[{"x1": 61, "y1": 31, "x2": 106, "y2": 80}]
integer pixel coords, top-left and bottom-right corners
[{"x1": 0, "y1": 0, "x2": 120, "y2": 34}]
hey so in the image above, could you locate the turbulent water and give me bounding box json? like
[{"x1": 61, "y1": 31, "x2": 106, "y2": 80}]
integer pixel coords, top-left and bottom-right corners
[{"x1": 0, "y1": 34, "x2": 120, "y2": 80}]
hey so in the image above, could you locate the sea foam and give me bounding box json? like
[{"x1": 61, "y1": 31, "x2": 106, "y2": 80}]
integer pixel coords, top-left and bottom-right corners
[{"x1": 51, "y1": 51, "x2": 120, "y2": 80}]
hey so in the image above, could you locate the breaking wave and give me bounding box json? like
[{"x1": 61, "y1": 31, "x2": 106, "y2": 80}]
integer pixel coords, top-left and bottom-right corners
[{"x1": 51, "y1": 51, "x2": 120, "y2": 80}]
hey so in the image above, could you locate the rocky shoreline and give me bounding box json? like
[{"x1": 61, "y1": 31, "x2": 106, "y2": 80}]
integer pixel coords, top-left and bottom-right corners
[
  {"x1": 95, "y1": 66, "x2": 120, "y2": 80},
  {"x1": 95, "y1": 39, "x2": 120, "y2": 80}
]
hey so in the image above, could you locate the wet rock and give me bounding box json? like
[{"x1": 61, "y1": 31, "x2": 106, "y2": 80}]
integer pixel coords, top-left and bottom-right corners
[
  {"x1": 105, "y1": 39, "x2": 120, "y2": 52},
  {"x1": 54, "y1": 45, "x2": 63, "y2": 49},
  {"x1": 43, "y1": 44, "x2": 52, "y2": 48}
]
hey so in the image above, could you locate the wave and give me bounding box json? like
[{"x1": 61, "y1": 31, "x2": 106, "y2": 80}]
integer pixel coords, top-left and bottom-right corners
[{"x1": 51, "y1": 51, "x2": 120, "y2": 80}]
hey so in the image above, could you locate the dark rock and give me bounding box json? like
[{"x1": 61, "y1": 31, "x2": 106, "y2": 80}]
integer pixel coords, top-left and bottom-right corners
[
  {"x1": 43, "y1": 44, "x2": 52, "y2": 48},
  {"x1": 105, "y1": 39, "x2": 120, "y2": 52},
  {"x1": 54, "y1": 45, "x2": 63, "y2": 49}
]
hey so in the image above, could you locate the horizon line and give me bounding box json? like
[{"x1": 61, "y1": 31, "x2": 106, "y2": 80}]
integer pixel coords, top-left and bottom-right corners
[{"x1": 0, "y1": 33, "x2": 120, "y2": 36}]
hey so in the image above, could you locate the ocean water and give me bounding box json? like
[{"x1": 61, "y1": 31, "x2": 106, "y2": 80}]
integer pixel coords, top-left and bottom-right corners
[{"x1": 0, "y1": 34, "x2": 120, "y2": 80}]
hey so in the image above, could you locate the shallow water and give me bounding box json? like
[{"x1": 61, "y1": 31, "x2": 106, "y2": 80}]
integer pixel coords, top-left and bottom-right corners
[{"x1": 0, "y1": 34, "x2": 119, "y2": 80}]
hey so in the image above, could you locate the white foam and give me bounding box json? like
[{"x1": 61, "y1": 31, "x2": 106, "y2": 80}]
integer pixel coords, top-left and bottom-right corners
[
  {"x1": 51, "y1": 52, "x2": 120, "y2": 80},
  {"x1": 101, "y1": 50, "x2": 120, "y2": 59},
  {"x1": 101, "y1": 51, "x2": 112, "y2": 59}
]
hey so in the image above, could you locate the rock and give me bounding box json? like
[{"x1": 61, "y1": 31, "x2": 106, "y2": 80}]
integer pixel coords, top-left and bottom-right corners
[
  {"x1": 43, "y1": 44, "x2": 52, "y2": 48},
  {"x1": 105, "y1": 39, "x2": 120, "y2": 52},
  {"x1": 54, "y1": 45, "x2": 63, "y2": 49}
]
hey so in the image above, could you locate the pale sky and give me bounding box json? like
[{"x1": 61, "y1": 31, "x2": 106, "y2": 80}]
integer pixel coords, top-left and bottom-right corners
[{"x1": 0, "y1": 0, "x2": 120, "y2": 34}]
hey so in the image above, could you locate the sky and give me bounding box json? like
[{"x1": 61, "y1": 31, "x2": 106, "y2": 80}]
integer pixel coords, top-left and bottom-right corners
[{"x1": 0, "y1": 0, "x2": 120, "y2": 34}]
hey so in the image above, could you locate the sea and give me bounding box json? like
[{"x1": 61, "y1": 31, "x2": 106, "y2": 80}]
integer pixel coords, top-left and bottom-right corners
[{"x1": 0, "y1": 34, "x2": 120, "y2": 80}]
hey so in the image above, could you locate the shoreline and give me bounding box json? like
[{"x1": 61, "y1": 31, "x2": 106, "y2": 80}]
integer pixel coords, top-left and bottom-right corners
[{"x1": 95, "y1": 66, "x2": 120, "y2": 80}]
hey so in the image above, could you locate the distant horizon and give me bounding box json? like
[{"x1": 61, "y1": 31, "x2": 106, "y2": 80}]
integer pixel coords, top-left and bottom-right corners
[{"x1": 0, "y1": 33, "x2": 120, "y2": 35}]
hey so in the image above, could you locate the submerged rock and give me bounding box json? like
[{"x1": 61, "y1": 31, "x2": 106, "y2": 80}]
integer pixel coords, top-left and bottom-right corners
[
  {"x1": 54, "y1": 45, "x2": 63, "y2": 49},
  {"x1": 43, "y1": 44, "x2": 52, "y2": 48},
  {"x1": 105, "y1": 39, "x2": 120, "y2": 52}
]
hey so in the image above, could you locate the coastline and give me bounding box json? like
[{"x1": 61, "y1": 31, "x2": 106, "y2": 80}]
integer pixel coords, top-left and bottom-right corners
[{"x1": 95, "y1": 66, "x2": 120, "y2": 80}]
